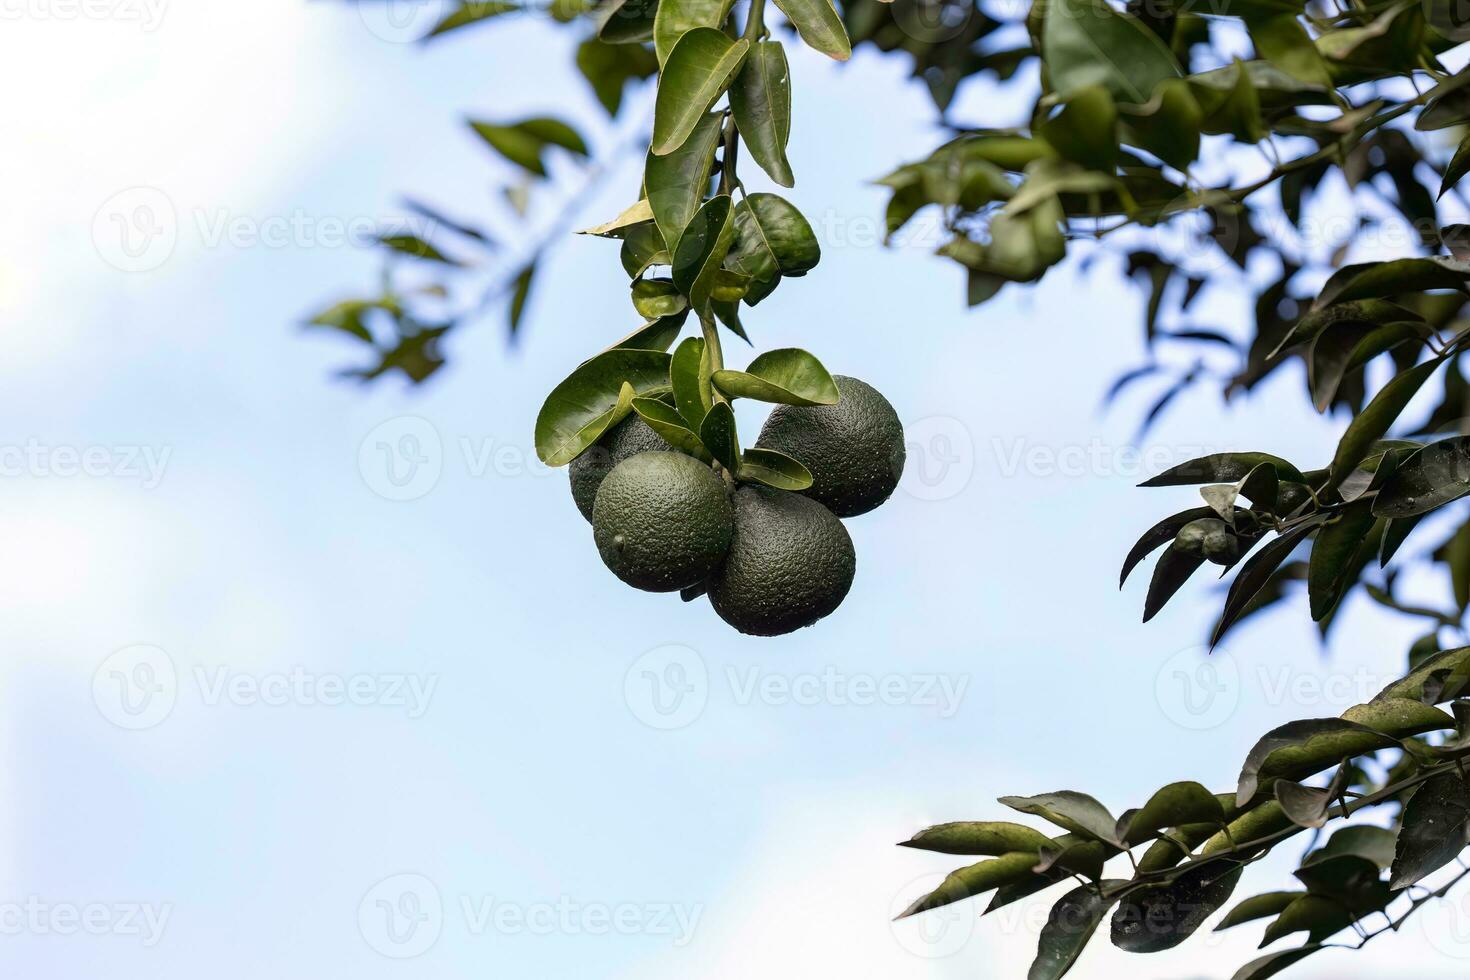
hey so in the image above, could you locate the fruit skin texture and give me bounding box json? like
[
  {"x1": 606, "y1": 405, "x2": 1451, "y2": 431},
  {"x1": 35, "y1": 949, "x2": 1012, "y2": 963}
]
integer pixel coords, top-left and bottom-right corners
[
  {"x1": 569, "y1": 415, "x2": 671, "y2": 522},
  {"x1": 592, "y1": 451, "x2": 734, "y2": 592},
  {"x1": 755, "y1": 375, "x2": 905, "y2": 518},
  {"x1": 707, "y1": 486, "x2": 856, "y2": 636}
]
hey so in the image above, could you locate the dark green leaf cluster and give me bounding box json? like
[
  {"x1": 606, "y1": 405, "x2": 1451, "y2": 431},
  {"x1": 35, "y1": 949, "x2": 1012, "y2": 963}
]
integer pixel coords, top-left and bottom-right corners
[{"x1": 902, "y1": 646, "x2": 1470, "y2": 979}]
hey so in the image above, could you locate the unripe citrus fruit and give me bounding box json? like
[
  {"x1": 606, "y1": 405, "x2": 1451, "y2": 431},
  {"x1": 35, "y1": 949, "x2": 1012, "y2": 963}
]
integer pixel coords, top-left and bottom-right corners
[
  {"x1": 592, "y1": 451, "x2": 734, "y2": 592},
  {"x1": 755, "y1": 375, "x2": 905, "y2": 517},
  {"x1": 569, "y1": 414, "x2": 670, "y2": 522}
]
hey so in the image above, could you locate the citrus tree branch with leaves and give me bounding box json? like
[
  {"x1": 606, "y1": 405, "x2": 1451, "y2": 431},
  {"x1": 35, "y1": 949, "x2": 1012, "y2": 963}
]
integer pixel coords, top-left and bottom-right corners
[{"x1": 315, "y1": 0, "x2": 1470, "y2": 973}]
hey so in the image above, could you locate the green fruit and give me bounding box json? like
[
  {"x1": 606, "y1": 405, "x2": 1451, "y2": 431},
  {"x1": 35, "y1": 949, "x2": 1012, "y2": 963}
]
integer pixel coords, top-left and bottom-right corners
[
  {"x1": 1175, "y1": 517, "x2": 1240, "y2": 565},
  {"x1": 569, "y1": 415, "x2": 671, "y2": 522},
  {"x1": 592, "y1": 451, "x2": 734, "y2": 592},
  {"x1": 707, "y1": 486, "x2": 856, "y2": 636},
  {"x1": 755, "y1": 375, "x2": 905, "y2": 517}
]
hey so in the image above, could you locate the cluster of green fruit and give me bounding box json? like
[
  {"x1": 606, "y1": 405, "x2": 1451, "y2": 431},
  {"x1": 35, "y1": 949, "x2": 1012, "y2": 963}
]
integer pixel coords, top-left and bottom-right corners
[{"x1": 569, "y1": 376, "x2": 905, "y2": 636}]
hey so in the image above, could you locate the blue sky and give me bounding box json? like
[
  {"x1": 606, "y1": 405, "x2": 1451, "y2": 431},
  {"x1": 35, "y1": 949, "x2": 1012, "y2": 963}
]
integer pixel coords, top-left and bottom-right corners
[{"x1": 6, "y1": 2, "x2": 1470, "y2": 977}]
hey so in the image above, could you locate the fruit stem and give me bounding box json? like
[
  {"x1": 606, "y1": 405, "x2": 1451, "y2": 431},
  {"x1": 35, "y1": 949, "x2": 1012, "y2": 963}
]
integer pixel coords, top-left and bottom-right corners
[
  {"x1": 742, "y1": 0, "x2": 765, "y2": 41},
  {"x1": 700, "y1": 310, "x2": 724, "y2": 374}
]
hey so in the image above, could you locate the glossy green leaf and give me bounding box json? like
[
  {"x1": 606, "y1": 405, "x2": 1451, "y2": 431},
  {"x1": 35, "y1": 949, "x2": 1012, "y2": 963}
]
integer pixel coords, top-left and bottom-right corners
[
  {"x1": 1274, "y1": 768, "x2": 1348, "y2": 829},
  {"x1": 1030, "y1": 883, "x2": 1119, "y2": 980},
  {"x1": 729, "y1": 41, "x2": 794, "y2": 187},
  {"x1": 1119, "y1": 781, "x2": 1226, "y2": 845},
  {"x1": 1142, "y1": 453, "x2": 1305, "y2": 487},
  {"x1": 620, "y1": 221, "x2": 672, "y2": 278},
  {"x1": 1121, "y1": 506, "x2": 1234, "y2": 587},
  {"x1": 468, "y1": 117, "x2": 589, "y2": 176},
  {"x1": 901, "y1": 821, "x2": 1053, "y2": 856},
  {"x1": 896, "y1": 852, "x2": 1046, "y2": 918},
  {"x1": 1214, "y1": 520, "x2": 1323, "y2": 647},
  {"x1": 770, "y1": 0, "x2": 850, "y2": 61},
  {"x1": 1374, "y1": 439, "x2": 1470, "y2": 518},
  {"x1": 999, "y1": 791, "x2": 1122, "y2": 846},
  {"x1": 1390, "y1": 771, "x2": 1470, "y2": 888},
  {"x1": 630, "y1": 277, "x2": 687, "y2": 318},
  {"x1": 1259, "y1": 895, "x2": 1353, "y2": 946},
  {"x1": 737, "y1": 447, "x2": 813, "y2": 490},
  {"x1": 646, "y1": 110, "x2": 722, "y2": 251},
  {"x1": 671, "y1": 195, "x2": 736, "y2": 312},
  {"x1": 1316, "y1": 257, "x2": 1470, "y2": 308},
  {"x1": 1144, "y1": 543, "x2": 1205, "y2": 622},
  {"x1": 601, "y1": 313, "x2": 687, "y2": 354},
  {"x1": 1307, "y1": 825, "x2": 1397, "y2": 870},
  {"x1": 711, "y1": 347, "x2": 837, "y2": 405},
  {"x1": 1111, "y1": 861, "x2": 1243, "y2": 952},
  {"x1": 1308, "y1": 317, "x2": 1427, "y2": 412},
  {"x1": 652, "y1": 0, "x2": 729, "y2": 64},
  {"x1": 630, "y1": 396, "x2": 711, "y2": 460},
  {"x1": 534, "y1": 348, "x2": 672, "y2": 465},
  {"x1": 651, "y1": 30, "x2": 749, "y2": 156},
  {"x1": 724, "y1": 193, "x2": 820, "y2": 302},
  {"x1": 670, "y1": 335, "x2": 712, "y2": 431},
  {"x1": 1215, "y1": 891, "x2": 1304, "y2": 931},
  {"x1": 1307, "y1": 500, "x2": 1375, "y2": 620},
  {"x1": 1327, "y1": 358, "x2": 1442, "y2": 489},
  {"x1": 1043, "y1": 0, "x2": 1181, "y2": 103},
  {"x1": 699, "y1": 400, "x2": 740, "y2": 470}
]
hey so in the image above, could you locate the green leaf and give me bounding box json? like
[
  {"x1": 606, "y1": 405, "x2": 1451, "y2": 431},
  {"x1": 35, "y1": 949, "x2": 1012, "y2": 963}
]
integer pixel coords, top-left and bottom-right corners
[
  {"x1": 1244, "y1": 14, "x2": 1334, "y2": 88},
  {"x1": 595, "y1": 0, "x2": 658, "y2": 43},
  {"x1": 630, "y1": 396, "x2": 711, "y2": 460},
  {"x1": 651, "y1": 30, "x2": 749, "y2": 156},
  {"x1": 1307, "y1": 825, "x2": 1397, "y2": 870},
  {"x1": 1260, "y1": 895, "x2": 1353, "y2": 945},
  {"x1": 1119, "y1": 781, "x2": 1226, "y2": 846},
  {"x1": 1327, "y1": 358, "x2": 1442, "y2": 490},
  {"x1": 1229, "y1": 946, "x2": 1324, "y2": 980},
  {"x1": 1215, "y1": 892, "x2": 1304, "y2": 931},
  {"x1": 1443, "y1": 136, "x2": 1470, "y2": 199},
  {"x1": 508, "y1": 262, "x2": 535, "y2": 337},
  {"x1": 729, "y1": 41, "x2": 794, "y2": 187},
  {"x1": 646, "y1": 110, "x2": 722, "y2": 250},
  {"x1": 1316, "y1": 257, "x2": 1470, "y2": 308},
  {"x1": 724, "y1": 193, "x2": 821, "y2": 302},
  {"x1": 1419, "y1": 84, "x2": 1470, "y2": 131},
  {"x1": 631, "y1": 277, "x2": 688, "y2": 318},
  {"x1": 1214, "y1": 520, "x2": 1323, "y2": 646},
  {"x1": 620, "y1": 221, "x2": 672, "y2": 277},
  {"x1": 670, "y1": 335, "x2": 712, "y2": 431},
  {"x1": 711, "y1": 348, "x2": 837, "y2": 405},
  {"x1": 378, "y1": 234, "x2": 459, "y2": 264},
  {"x1": 468, "y1": 117, "x2": 589, "y2": 176},
  {"x1": 1042, "y1": 0, "x2": 1181, "y2": 104},
  {"x1": 1030, "y1": 883, "x2": 1120, "y2": 980},
  {"x1": 576, "y1": 36, "x2": 659, "y2": 116},
  {"x1": 1374, "y1": 645, "x2": 1470, "y2": 702},
  {"x1": 579, "y1": 199, "x2": 655, "y2": 237},
  {"x1": 901, "y1": 821, "x2": 1054, "y2": 856},
  {"x1": 1308, "y1": 316, "x2": 1427, "y2": 412},
  {"x1": 424, "y1": 1, "x2": 519, "y2": 39},
  {"x1": 601, "y1": 313, "x2": 687, "y2": 353},
  {"x1": 306, "y1": 299, "x2": 395, "y2": 344},
  {"x1": 671, "y1": 195, "x2": 736, "y2": 312},
  {"x1": 1189, "y1": 58, "x2": 1265, "y2": 142},
  {"x1": 1144, "y1": 543, "x2": 1205, "y2": 622},
  {"x1": 737, "y1": 447, "x2": 812, "y2": 490},
  {"x1": 652, "y1": 0, "x2": 729, "y2": 65},
  {"x1": 1374, "y1": 439, "x2": 1470, "y2": 518},
  {"x1": 1111, "y1": 860, "x2": 1243, "y2": 952},
  {"x1": 1390, "y1": 771, "x2": 1470, "y2": 888},
  {"x1": 1141, "y1": 453, "x2": 1305, "y2": 487},
  {"x1": 1118, "y1": 77, "x2": 1203, "y2": 171},
  {"x1": 770, "y1": 0, "x2": 850, "y2": 61},
  {"x1": 896, "y1": 852, "x2": 1047, "y2": 918},
  {"x1": 1274, "y1": 768, "x2": 1348, "y2": 829},
  {"x1": 999, "y1": 791, "x2": 1122, "y2": 847},
  {"x1": 699, "y1": 400, "x2": 740, "y2": 470},
  {"x1": 1236, "y1": 699, "x2": 1454, "y2": 805},
  {"x1": 1121, "y1": 506, "x2": 1234, "y2": 587},
  {"x1": 1307, "y1": 500, "x2": 1376, "y2": 620},
  {"x1": 534, "y1": 348, "x2": 672, "y2": 465},
  {"x1": 1039, "y1": 86, "x2": 1118, "y2": 172}
]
